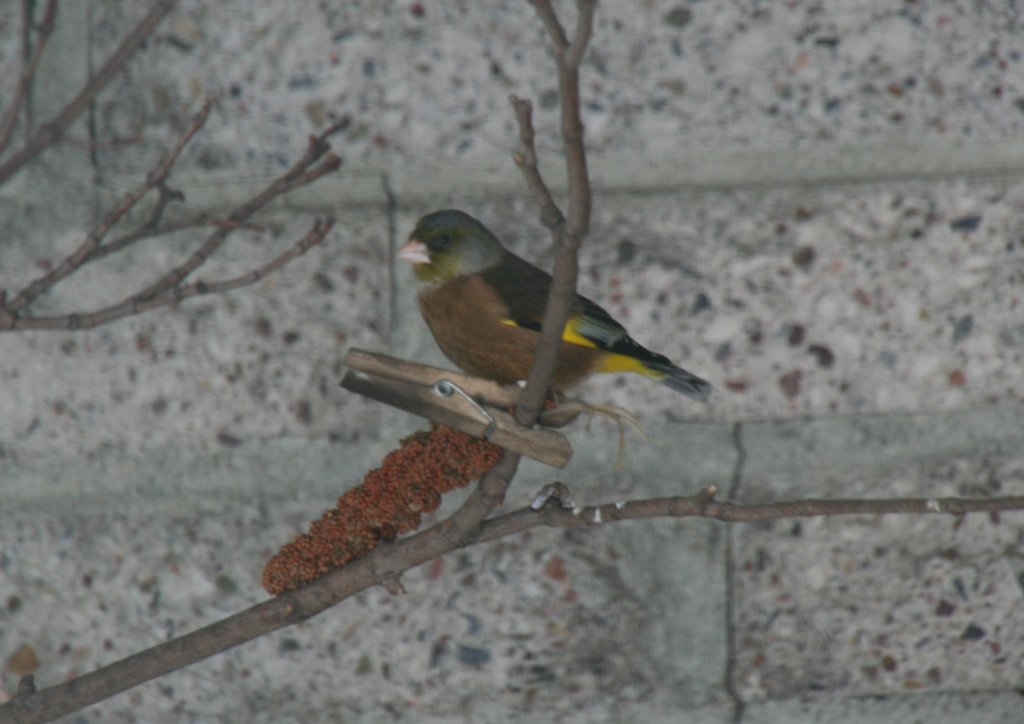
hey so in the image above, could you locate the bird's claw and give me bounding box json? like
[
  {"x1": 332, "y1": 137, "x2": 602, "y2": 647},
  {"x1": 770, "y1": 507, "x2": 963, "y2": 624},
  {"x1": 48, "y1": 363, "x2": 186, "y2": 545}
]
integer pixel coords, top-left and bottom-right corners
[{"x1": 541, "y1": 399, "x2": 649, "y2": 469}]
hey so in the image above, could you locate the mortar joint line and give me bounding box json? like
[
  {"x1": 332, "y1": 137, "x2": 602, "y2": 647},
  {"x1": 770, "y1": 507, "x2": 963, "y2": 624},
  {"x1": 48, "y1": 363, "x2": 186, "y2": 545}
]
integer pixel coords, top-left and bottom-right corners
[{"x1": 724, "y1": 420, "x2": 747, "y2": 723}]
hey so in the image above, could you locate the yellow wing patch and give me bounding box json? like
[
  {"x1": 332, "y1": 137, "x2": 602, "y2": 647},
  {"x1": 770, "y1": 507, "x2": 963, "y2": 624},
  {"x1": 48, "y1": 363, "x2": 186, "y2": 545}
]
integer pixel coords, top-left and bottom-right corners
[
  {"x1": 500, "y1": 317, "x2": 660, "y2": 378},
  {"x1": 561, "y1": 320, "x2": 601, "y2": 349},
  {"x1": 500, "y1": 317, "x2": 600, "y2": 348}
]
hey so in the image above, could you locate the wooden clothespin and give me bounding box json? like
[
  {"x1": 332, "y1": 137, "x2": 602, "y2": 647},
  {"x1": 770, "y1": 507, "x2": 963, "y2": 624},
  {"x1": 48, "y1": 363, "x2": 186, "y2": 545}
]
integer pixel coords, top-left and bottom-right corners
[{"x1": 340, "y1": 348, "x2": 573, "y2": 468}]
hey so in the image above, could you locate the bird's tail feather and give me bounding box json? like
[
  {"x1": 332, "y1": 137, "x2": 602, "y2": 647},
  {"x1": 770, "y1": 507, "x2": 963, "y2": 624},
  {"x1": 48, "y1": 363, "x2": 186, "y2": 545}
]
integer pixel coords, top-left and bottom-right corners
[{"x1": 645, "y1": 359, "x2": 712, "y2": 402}]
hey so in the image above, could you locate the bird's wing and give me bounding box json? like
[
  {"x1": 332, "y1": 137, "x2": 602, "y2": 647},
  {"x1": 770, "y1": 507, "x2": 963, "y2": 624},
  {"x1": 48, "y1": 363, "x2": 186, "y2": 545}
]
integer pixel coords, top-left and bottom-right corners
[
  {"x1": 479, "y1": 252, "x2": 631, "y2": 351},
  {"x1": 478, "y1": 251, "x2": 711, "y2": 401}
]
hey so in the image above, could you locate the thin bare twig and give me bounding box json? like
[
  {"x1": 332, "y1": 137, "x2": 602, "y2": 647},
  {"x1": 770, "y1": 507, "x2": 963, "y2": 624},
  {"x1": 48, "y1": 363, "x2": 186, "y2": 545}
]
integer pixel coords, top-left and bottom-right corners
[
  {"x1": 0, "y1": 0, "x2": 179, "y2": 188},
  {"x1": 509, "y1": 96, "x2": 563, "y2": 229},
  {"x1": 5, "y1": 95, "x2": 217, "y2": 314},
  {"x1": 88, "y1": 217, "x2": 265, "y2": 264},
  {"x1": 128, "y1": 118, "x2": 348, "y2": 304},
  {"x1": 3, "y1": 218, "x2": 333, "y2": 331},
  {"x1": 161, "y1": 217, "x2": 334, "y2": 297},
  {"x1": 559, "y1": 1, "x2": 594, "y2": 236},
  {"x1": 0, "y1": 0, "x2": 59, "y2": 157},
  {"x1": 4, "y1": 483, "x2": 1020, "y2": 723},
  {"x1": 474, "y1": 488, "x2": 1024, "y2": 542},
  {"x1": 144, "y1": 181, "x2": 187, "y2": 229},
  {"x1": 0, "y1": 116, "x2": 349, "y2": 331},
  {"x1": 529, "y1": 0, "x2": 569, "y2": 51}
]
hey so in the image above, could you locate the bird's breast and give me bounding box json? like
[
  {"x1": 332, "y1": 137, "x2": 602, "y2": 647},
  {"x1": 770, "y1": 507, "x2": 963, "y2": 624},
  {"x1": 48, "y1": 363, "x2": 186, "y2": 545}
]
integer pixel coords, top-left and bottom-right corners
[{"x1": 416, "y1": 276, "x2": 600, "y2": 389}]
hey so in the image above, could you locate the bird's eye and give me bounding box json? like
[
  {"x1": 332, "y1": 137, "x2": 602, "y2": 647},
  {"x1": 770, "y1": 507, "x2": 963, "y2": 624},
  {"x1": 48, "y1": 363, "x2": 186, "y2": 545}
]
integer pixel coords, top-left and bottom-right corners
[{"x1": 435, "y1": 235, "x2": 451, "y2": 248}]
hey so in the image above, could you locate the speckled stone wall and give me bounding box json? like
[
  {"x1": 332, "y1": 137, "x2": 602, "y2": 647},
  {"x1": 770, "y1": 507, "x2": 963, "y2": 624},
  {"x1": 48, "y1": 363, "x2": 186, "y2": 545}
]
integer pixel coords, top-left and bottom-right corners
[{"x1": 2, "y1": 2, "x2": 1024, "y2": 723}]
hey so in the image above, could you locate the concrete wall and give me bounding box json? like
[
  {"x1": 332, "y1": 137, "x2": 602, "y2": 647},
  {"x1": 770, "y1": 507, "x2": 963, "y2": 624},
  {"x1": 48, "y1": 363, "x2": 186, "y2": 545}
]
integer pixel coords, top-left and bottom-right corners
[{"x1": 2, "y1": 1, "x2": 1024, "y2": 721}]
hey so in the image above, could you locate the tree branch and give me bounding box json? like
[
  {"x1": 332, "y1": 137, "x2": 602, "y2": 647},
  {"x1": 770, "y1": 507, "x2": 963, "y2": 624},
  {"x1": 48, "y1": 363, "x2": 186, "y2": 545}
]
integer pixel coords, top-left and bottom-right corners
[
  {"x1": 1, "y1": 218, "x2": 333, "y2": 331},
  {"x1": 474, "y1": 487, "x2": 1024, "y2": 542},
  {"x1": 509, "y1": 96, "x2": 563, "y2": 230},
  {"x1": 127, "y1": 119, "x2": 348, "y2": 305},
  {"x1": 0, "y1": 116, "x2": 349, "y2": 332},
  {"x1": 4, "y1": 482, "x2": 1021, "y2": 723},
  {"x1": 161, "y1": 217, "x2": 334, "y2": 297},
  {"x1": 5, "y1": 95, "x2": 216, "y2": 314},
  {"x1": 529, "y1": 0, "x2": 569, "y2": 52},
  {"x1": 86, "y1": 216, "x2": 264, "y2": 264},
  {"x1": 513, "y1": 0, "x2": 595, "y2": 426}
]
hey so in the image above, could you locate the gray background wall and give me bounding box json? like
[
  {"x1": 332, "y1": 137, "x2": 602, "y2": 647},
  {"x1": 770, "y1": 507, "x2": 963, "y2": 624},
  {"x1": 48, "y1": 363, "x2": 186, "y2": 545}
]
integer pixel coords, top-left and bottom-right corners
[{"x1": 2, "y1": 1, "x2": 1024, "y2": 721}]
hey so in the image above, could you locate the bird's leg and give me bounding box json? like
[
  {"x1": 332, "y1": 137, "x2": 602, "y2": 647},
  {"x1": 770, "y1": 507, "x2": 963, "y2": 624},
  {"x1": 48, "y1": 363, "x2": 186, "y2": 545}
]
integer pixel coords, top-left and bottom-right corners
[{"x1": 538, "y1": 398, "x2": 650, "y2": 469}]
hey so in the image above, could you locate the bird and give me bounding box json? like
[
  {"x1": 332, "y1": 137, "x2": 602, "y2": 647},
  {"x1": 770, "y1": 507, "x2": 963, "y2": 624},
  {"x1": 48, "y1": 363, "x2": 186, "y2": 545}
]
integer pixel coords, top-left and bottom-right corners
[{"x1": 397, "y1": 209, "x2": 711, "y2": 402}]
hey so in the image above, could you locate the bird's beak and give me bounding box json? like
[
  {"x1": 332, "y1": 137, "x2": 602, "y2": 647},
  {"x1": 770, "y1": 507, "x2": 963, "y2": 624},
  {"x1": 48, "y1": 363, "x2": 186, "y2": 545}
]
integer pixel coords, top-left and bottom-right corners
[{"x1": 397, "y1": 238, "x2": 431, "y2": 265}]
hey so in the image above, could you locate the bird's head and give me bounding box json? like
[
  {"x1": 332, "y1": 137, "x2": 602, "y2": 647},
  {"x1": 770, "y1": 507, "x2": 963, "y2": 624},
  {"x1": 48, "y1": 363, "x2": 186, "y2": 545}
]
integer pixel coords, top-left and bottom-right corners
[{"x1": 398, "y1": 209, "x2": 505, "y2": 284}]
